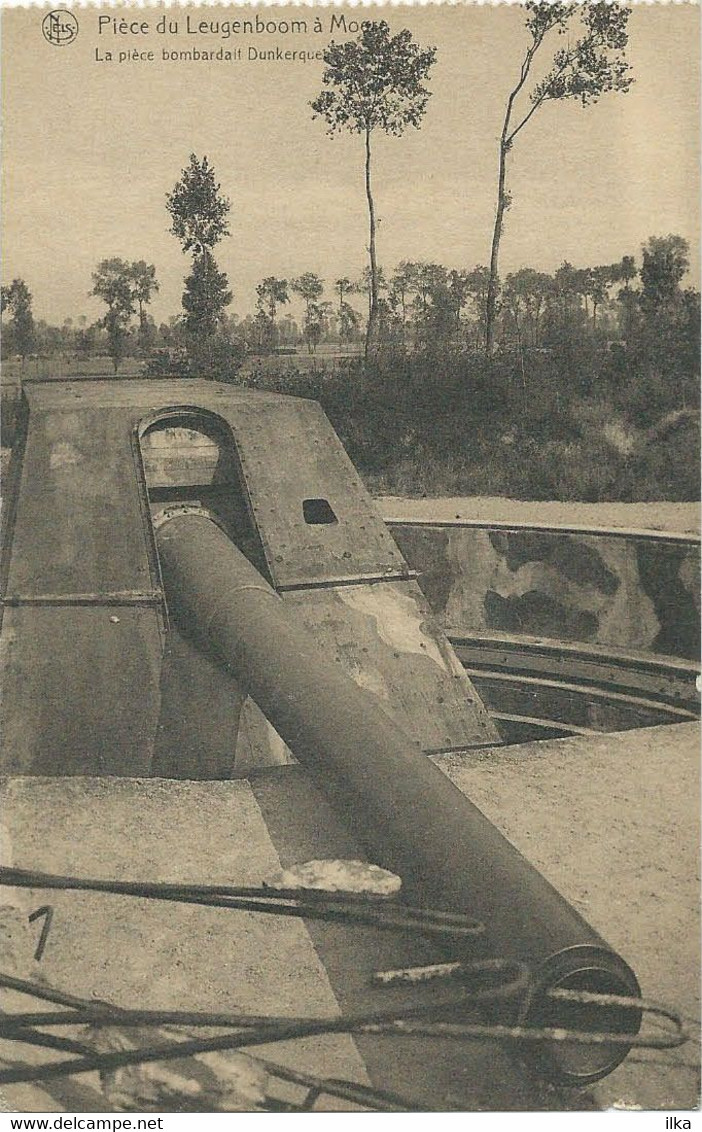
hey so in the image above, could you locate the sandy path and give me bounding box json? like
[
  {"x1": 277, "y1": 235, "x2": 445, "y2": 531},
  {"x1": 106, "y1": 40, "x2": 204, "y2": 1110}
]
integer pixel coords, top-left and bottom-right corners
[
  {"x1": 1, "y1": 440, "x2": 698, "y2": 536},
  {"x1": 434, "y1": 721, "x2": 701, "y2": 1111},
  {"x1": 377, "y1": 495, "x2": 701, "y2": 536}
]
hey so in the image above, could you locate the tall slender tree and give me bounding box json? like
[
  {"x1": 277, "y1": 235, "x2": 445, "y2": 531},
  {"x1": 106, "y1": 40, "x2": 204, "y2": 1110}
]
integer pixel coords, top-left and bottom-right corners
[
  {"x1": 129, "y1": 261, "x2": 159, "y2": 350},
  {"x1": 334, "y1": 278, "x2": 360, "y2": 347},
  {"x1": 255, "y1": 276, "x2": 290, "y2": 350},
  {"x1": 485, "y1": 1, "x2": 633, "y2": 354},
  {"x1": 335, "y1": 277, "x2": 353, "y2": 312},
  {"x1": 291, "y1": 273, "x2": 325, "y2": 354},
  {"x1": 338, "y1": 301, "x2": 361, "y2": 347},
  {"x1": 166, "y1": 155, "x2": 233, "y2": 363},
  {"x1": 612, "y1": 254, "x2": 638, "y2": 341},
  {"x1": 358, "y1": 265, "x2": 388, "y2": 323},
  {"x1": 389, "y1": 262, "x2": 419, "y2": 329},
  {"x1": 639, "y1": 235, "x2": 689, "y2": 316},
  {"x1": 311, "y1": 21, "x2": 436, "y2": 359},
  {"x1": 583, "y1": 265, "x2": 614, "y2": 329},
  {"x1": 1, "y1": 279, "x2": 35, "y2": 366},
  {"x1": 91, "y1": 258, "x2": 135, "y2": 373}
]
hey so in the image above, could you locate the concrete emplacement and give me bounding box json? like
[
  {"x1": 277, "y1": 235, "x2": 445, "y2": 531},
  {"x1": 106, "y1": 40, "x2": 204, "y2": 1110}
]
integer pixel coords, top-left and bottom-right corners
[
  {"x1": 0, "y1": 381, "x2": 698, "y2": 1112},
  {"x1": 0, "y1": 721, "x2": 698, "y2": 1112}
]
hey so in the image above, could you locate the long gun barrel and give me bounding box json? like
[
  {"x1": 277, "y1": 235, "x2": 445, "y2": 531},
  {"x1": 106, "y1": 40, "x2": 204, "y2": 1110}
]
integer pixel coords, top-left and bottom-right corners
[{"x1": 154, "y1": 507, "x2": 642, "y2": 1085}]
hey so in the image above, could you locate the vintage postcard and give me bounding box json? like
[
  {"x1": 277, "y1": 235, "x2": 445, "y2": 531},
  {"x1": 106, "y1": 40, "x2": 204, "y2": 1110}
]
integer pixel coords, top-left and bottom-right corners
[{"x1": 0, "y1": 0, "x2": 699, "y2": 1120}]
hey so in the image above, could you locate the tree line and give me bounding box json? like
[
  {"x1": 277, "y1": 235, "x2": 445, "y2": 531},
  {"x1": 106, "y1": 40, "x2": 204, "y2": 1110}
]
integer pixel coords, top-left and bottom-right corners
[
  {"x1": 2, "y1": 233, "x2": 696, "y2": 371},
  {"x1": 3, "y1": 4, "x2": 648, "y2": 371},
  {"x1": 2, "y1": 5, "x2": 697, "y2": 502}
]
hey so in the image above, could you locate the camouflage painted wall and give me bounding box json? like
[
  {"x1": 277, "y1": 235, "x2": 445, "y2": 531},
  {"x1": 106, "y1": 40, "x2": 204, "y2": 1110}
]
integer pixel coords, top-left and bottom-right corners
[{"x1": 389, "y1": 523, "x2": 700, "y2": 661}]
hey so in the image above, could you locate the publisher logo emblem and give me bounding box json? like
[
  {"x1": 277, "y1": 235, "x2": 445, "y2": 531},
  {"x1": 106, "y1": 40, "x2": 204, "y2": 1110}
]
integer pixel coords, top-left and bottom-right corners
[{"x1": 42, "y1": 10, "x2": 79, "y2": 47}]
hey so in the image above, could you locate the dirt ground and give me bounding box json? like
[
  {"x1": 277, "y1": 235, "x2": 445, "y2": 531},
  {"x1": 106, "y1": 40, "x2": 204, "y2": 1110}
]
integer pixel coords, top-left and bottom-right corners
[
  {"x1": 378, "y1": 495, "x2": 701, "y2": 536},
  {"x1": 434, "y1": 721, "x2": 701, "y2": 1111},
  {"x1": 2, "y1": 723, "x2": 698, "y2": 1112}
]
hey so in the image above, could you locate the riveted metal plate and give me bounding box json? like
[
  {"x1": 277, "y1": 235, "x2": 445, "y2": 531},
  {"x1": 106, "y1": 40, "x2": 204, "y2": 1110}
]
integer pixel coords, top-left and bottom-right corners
[
  {"x1": 0, "y1": 605, "x2": 162, "y2": 775},
  {"x1": 6, "y1": 408, "x2": 154, "y2": 596},
  {"x1": 223, "y1": 400, "x2": 410, "y2": 589},
  {"x1": 282, "y1": 580, "x2": 499, "y2": 751}
]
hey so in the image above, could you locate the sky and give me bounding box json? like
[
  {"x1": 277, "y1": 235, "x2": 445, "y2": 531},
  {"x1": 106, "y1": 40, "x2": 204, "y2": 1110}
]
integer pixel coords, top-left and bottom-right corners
[{"x1": 2, "y1": 2, "x2": 700, "y2": 327}]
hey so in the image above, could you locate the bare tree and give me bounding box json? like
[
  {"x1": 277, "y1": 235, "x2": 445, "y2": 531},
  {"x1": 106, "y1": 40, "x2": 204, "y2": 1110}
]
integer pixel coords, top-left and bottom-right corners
[
  {"x1": 311, "y1": 21, "x2": 436, "y2": 360},
  {"x1": 485, "y1": 1, "x2": 633, "y2": 354}
]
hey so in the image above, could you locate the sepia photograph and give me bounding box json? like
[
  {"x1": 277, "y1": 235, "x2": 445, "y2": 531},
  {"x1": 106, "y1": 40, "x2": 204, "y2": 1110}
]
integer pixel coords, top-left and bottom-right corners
[{"x1": 0, "y1": 0, "x2": 699, "y2": 1118}]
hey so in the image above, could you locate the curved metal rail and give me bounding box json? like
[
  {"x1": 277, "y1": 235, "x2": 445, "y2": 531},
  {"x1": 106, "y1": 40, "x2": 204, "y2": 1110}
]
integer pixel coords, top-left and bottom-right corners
[
  {"x1": 384, "y1": 516, "x2": 701, "y2": 547},
  {"x1": 448, "y1": 632, "x2": 700, "y2": 740}
]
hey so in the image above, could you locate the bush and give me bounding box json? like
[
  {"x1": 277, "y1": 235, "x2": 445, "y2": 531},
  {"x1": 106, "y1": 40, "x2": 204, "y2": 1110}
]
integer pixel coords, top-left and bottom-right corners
[
  {"x1": 615, "y1": 410, "x2": 701, "y2": 501},
  {"x1": 145, "y1": 348, "x2": 190, "y2": 378},
  {"x1": 230, "y1": 344, "x2": 698, "y2": 503},
  {"x1": 146, "y1": 334, "x2": 245, "y2": 382}
]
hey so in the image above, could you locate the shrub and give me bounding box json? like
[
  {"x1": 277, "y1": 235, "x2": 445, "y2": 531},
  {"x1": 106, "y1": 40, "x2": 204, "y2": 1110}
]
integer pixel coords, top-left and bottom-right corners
[
  {"x1": 146, "y1": 334, "x2": 245, "y2": 382},
  {"x1": 226, "y1": 346, "x2": 698, "y2": 503}
]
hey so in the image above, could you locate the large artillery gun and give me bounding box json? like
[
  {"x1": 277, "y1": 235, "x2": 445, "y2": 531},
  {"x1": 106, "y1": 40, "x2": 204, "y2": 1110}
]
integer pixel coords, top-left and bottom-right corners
[{"x1": 0, "y1": 378, "x2": 696, "y2": 1112}]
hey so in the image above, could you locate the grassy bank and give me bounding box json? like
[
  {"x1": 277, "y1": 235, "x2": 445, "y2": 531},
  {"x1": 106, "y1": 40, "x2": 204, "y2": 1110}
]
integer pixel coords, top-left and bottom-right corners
[
  {"x1": 243, "y1": 349, "x2": 700, "y2": 503},
  {"x1": 2, "y1": 345, "x2": 698, "y2": 504}
]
